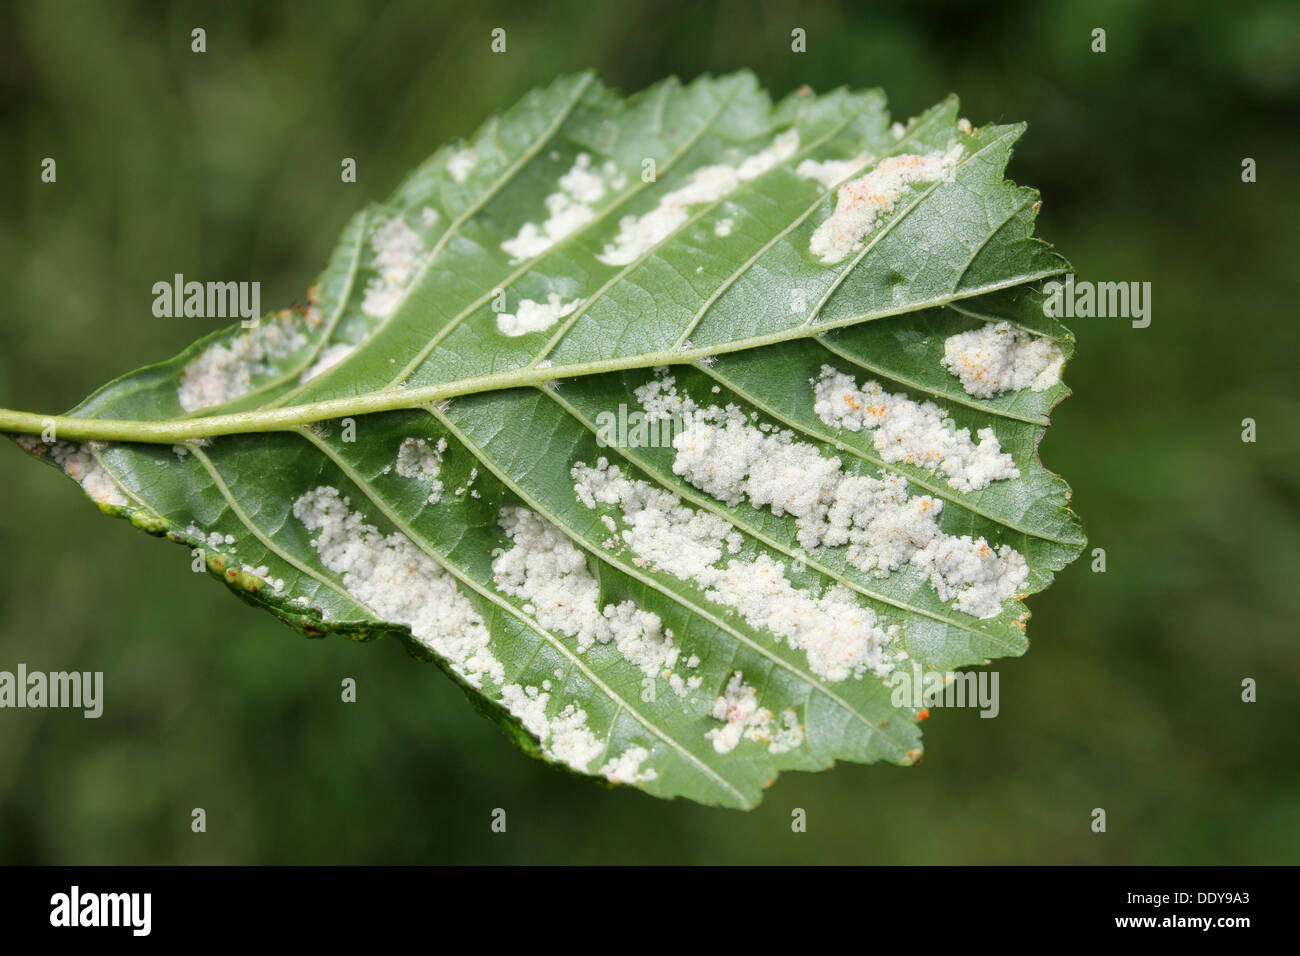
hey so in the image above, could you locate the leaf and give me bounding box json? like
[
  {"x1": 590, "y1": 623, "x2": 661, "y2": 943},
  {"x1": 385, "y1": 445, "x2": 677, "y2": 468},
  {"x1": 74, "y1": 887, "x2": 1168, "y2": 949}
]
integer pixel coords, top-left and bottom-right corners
[{"x1": 2, "y1": 72, "x2": 1083, "y2": 808}]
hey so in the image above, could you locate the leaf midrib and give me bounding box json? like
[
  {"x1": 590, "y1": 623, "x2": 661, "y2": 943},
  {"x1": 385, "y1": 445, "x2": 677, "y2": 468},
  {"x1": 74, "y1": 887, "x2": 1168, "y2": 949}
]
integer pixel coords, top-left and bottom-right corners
[
  {"x1": 4, "y1": 267, "x2": 1067, "y2": 446},
  {"x1": 1, "y1": 96, "x2": 1070, "y2": 447}
]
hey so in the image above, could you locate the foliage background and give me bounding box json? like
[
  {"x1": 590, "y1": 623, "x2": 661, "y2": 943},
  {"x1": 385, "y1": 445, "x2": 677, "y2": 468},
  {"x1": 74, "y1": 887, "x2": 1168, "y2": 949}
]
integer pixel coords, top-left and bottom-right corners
[{"x1": 0, "y1": 0, "x2": 1296, "y2": 864}]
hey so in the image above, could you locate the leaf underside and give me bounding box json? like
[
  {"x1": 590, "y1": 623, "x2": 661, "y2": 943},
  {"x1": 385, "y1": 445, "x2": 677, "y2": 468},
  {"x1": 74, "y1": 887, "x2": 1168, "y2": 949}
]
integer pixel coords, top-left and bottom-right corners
[{"x1": 10, "y1": 72, "x2": 1083, "y2": 808}]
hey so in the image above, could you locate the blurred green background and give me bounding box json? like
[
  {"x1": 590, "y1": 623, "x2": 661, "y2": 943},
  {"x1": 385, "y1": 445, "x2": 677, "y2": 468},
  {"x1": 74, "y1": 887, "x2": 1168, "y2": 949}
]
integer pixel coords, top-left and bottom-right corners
[{"x1": 1, "y1": 0, "x2": 1297, "y2": 864}]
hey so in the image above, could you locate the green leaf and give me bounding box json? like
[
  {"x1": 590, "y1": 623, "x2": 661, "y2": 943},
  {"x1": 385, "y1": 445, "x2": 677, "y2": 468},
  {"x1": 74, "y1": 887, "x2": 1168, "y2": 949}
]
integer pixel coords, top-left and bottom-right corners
[{"x1": 3, "y1": 72, "x2": 1083, "y2": 808}]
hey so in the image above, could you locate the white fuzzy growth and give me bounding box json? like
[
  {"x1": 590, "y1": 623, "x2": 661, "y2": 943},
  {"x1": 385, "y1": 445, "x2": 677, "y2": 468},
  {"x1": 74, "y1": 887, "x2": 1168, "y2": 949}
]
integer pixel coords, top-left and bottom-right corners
[
  {"x1": 940, "y1": 321, "x2": 1065, "y2": 398},
  {"x1": 572, "y1": 457, "x2": 901, "y2": 682},
  {"x1": 496, "y1": 293, "x2": 581, "y2": 337},
  {"x1": 394, "y1": 437, "x2": 444, "y2": 503},
  {"x1": 711, "y1": 554, "x2": 903, "y2": 681},
  {"x1": 668, "y1": 673, "x2": 702, "y2": 697},
  {"x1": 493, "y1": 506, "x2": 606, "y2": 650},
  {"x1": 299, "y1": 343, "x2": 355, "y2": 383},
  {"x1": 735, "y1": 128, "x2": 800, "y2": 180},
  {"x1": 49, "y1": 441, "x2": 128, "y2": 507},
  {"x1": 824, "y1": 474, "x2": 945, "y2": 577},
  {"x1": 603, "y1": 601, "x2": 681, "y2": 678},
  {"x1": 912, "y1": 535, "x2": 1028, "y2": 619},
  {"x1": 184, "y1": 523, "x2": 236, "y2": 551},
  {"x1": 499, "y1": 684, "x2": 602, "y2": 771},
  {"x1": 292, "y1": 486, "x2": 503, "y2": 688},
  {"x1": 645, "y1": 373, "x2": 1001, "y2": 543},
  {"x1": 673, "y1": 417, "x2": 842, "y2": 543},
  {"x1": 501, "y1": 153, "x2": 619, "y2": 261},
  {"x1": 498, "y1": 683, "x2": 605, "y2": 773},
  {"x1": 633, "y1": 374, "x2": 694, "y2": 424},
  {"x1": 361, "y1": 216, "x2": 427, "y2": 319},
  {"x1": 713, "y1": 217, "x2": 734, "y2": 237},
  {"x1": 395, "y1": 437, "x2": 441, "y2": 480},
  {"x1": 599, "y1": 745, "x2": 657, "y2": 784},
  {"x1": 598, "y1": 165, "x2": 737, "y2": 265},
  {"x1": 812, "y1": 366, "x2": 1019, "y2": 492},
  {"x1": 545, "y1": 702, "x2": 604, "y2": 770},
  {"x1": 705, "y1": 673, "x2": 775, "y2": 754},
  {"x1": 557, "y1": 152, "x2": 606, "y2": 203},
  {"x1": 499, "y1": 682, "x2": 549, "y2": 737},
  {"x1": 795, "y1": 155, "x2": 869, "y2": 189},
  {"x1": 446, "y1": 149, "x2": 477, "y2": 183},
  {"x1": 809, "y1": 144, "x2": 963, "y2": 264},
  {"x1": 768, "y1": 708, "x2": 805, "y2": 754},
  {"x1": 573, "y1": 453, "x2": 744, "y2": 583},
  {"x1": 177, "y1": 316, "x2": 307, "y2": 412},
  {"x1": 499, "y1": 200, "x2": 591, "y2": 261},
  {"x1": 598, "y1": 130, "x2": 799, "y2": 266},
  {"x1": 492, "y1": 507, "x2": 681, "y2": 678},
  {"x1": 617, "y1": 374, "x2": 1027, "y2": 620}
]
